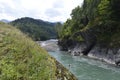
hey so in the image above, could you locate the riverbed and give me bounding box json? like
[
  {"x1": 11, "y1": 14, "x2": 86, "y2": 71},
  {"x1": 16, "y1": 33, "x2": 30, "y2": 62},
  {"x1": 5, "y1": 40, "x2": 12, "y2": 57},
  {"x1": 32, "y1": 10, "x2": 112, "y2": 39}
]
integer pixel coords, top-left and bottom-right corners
[{"x1": 39, "y1": 40, "x2": 120, "y2": 80}]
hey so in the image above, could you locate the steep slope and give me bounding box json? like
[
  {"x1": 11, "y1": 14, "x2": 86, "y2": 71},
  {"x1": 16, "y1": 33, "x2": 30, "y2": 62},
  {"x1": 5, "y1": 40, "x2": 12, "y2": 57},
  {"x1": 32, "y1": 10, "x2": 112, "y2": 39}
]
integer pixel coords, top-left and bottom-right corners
[
  {"x1": 58, "y1": 0, "x2": 120, "y2": 64},
  {"x1": 10, "y1": 17, "x2": 57, "y2": 41},
  {"x1": 0, "y1": 22, "x2": 77, "y2": 80}
]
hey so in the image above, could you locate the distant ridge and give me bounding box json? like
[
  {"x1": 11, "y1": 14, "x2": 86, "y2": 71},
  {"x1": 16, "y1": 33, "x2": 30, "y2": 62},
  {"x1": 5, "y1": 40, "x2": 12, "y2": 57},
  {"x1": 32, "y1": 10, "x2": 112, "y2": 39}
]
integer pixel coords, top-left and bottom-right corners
[
  {"x1": 10, "y1": 17, "x2": 58, "y2": 41},
  {"x1": 0, "y1": 19, "x2": 10, "y2": 23}
]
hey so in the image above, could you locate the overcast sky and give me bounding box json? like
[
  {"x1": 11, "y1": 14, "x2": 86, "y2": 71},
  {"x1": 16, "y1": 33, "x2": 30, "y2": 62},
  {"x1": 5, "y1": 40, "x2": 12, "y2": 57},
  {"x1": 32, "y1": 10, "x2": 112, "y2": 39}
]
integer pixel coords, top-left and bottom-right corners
[{"x1": 0, "y1": 0, "x2": 83, "y2": 22}]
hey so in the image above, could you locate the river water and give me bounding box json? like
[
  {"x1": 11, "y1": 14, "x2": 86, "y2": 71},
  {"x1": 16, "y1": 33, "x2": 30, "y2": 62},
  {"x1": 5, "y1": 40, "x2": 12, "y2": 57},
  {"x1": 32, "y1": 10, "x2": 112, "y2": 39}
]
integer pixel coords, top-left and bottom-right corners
[{"x1": 39, "y1": 40, "x2": 120, "y2": 80}]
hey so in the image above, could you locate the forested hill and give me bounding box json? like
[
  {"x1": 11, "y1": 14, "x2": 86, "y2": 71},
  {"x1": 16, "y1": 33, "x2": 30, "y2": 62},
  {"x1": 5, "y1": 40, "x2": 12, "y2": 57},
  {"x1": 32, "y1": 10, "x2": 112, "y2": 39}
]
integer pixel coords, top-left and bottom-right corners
[
  {"x1": 10, "y1": 17, "x2": 58, "y2": 41},
  {"x1": 59, "y1": 0, "x2": 120, "y2": 55}
]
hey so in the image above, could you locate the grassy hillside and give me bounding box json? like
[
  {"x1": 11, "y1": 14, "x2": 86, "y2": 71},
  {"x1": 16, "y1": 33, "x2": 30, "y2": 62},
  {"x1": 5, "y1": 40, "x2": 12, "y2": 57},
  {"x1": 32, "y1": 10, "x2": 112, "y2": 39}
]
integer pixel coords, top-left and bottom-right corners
[
  {"x1": 0, "y1": 22, "x2": 77, "y2": 80},
  {"x1": 10, "y1": 17, "x2": 57, "y2": 41}
]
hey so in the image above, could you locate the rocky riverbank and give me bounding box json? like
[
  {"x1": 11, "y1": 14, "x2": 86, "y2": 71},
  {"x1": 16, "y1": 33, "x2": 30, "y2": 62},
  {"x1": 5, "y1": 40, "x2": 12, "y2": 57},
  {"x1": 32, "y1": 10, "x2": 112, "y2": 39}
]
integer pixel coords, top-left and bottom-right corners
[
  {"x1": 59, "y1": 41, "x2": 120, "y2": 66},
  {"x1": 39, "y1": 39, "x2": 120, "y2": 66},
  {"x1": 54, "y1": 58, "x2": 78, "y2": 80}
]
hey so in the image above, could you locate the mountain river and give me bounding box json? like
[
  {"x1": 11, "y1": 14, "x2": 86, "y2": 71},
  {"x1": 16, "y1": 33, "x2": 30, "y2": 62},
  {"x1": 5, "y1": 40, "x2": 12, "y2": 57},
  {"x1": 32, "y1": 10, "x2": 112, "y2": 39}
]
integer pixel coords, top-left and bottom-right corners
[{"x1": 39, "y1": 39, "x2": 120, "y2": 80}]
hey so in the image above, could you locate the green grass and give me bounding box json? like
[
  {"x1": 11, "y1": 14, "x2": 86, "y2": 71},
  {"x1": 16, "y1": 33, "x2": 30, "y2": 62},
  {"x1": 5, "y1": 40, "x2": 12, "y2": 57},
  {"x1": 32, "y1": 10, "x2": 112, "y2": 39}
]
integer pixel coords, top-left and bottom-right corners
[
  {"x1": 0, "y1": 22, "x2": 56, "y2": 80},
  {"x1": 0, "y1": 22, "x2": 77, "y2": 80}
]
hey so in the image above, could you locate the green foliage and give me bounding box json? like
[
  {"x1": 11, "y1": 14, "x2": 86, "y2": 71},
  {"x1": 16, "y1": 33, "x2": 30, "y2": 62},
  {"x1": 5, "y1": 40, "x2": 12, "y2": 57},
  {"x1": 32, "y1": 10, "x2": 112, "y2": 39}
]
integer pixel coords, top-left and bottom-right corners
[
  {"x1": 0, "y1": 22, "x2": 77, "y2": 80},
  {"x1": 110, "y1": 0, "x2": 120, "y2": 20},
  {"x1": 10, "y1": 17, "x2": 57, "y2": 41},
  {"x1": 98, "y1": 0, "x2": 111, "y2": 19},
  {"x1": 54, "y1": 22, "x2": 63, "y2": 38},
  {"x1": 98, "y1": 0, "x2": 110, "y2": 14},
  {"x1": 59, "y1": 0, "x2": 120, "y2": 47},
  {"x1": 0, "y1": 22, "x2": 56, "y2": 80}
]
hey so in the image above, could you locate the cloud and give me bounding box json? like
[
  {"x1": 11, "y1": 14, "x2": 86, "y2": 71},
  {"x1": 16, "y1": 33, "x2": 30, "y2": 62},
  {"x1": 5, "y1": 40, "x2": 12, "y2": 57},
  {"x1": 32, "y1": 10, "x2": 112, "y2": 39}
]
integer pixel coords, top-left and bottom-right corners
[
  {"x1": 45, "y1": 8, "x2": 61, "y2": 17},
  {"x1": 53, "y1": 0, "x2": 64, "y2": 9},
  {"x1": 0, "y1": 0, "x2": 83, "y2": 22}
]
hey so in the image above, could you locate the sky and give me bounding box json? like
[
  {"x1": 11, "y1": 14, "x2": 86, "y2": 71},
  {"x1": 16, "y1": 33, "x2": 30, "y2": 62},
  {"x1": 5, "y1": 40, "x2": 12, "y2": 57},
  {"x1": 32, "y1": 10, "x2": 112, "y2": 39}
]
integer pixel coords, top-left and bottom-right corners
[{"x1": 0, "y1": 0, "x2": 83, "y2": 22}]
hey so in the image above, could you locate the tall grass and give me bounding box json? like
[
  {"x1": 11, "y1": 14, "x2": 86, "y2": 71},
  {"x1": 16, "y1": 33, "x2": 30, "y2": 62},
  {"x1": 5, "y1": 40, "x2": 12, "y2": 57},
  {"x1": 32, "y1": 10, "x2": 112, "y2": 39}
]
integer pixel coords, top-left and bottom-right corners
[{"x1": 0, "y1": 22, "x2": 56, "y2": 80}]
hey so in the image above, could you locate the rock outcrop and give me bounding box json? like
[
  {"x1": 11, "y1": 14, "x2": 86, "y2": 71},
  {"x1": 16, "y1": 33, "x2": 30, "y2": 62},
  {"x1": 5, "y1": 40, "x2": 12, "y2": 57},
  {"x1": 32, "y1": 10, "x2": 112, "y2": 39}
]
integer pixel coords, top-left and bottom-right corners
[{"x1": 59, "y1": 38, "x2": 120, "y2": 65}]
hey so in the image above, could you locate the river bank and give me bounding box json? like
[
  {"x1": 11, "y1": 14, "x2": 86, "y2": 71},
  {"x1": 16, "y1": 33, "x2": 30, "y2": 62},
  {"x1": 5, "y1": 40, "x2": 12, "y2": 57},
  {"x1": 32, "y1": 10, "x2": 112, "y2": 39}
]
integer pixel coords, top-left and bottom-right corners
[
  {"x1": 38, "y1": 39, "x2": 120, "y2": 66},
  {"x1": 37, "y1": 39, "x2": 78, "y2": 80},
  {"x1": 64, "y1": 43, "x2": 120, "y2": 66},
  {"x1": 38, "y1": 39, "x2": 120, "y2": 80}
]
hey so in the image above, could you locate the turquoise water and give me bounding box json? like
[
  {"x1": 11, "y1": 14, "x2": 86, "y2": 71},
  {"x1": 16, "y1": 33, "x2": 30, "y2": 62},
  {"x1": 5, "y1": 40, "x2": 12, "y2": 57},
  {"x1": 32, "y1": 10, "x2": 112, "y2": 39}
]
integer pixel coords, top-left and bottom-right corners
[
  {"x1": 40, "y1": 39, "x2": 120, "y2": 80},
  {"x1": 49, "y1": 51, "x2": 120, "y2": 80}
]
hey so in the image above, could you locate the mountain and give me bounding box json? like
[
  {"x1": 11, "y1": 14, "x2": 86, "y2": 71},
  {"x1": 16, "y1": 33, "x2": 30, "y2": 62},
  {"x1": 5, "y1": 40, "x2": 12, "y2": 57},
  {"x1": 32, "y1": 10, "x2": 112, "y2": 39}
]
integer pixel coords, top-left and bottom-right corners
[
  {"x1": 0, "y1": 22, "x2": 77, "y2": 80},
  {"x1": 9, "y1": 17, "x2": 58, "y2": 41},
  {"x1": 0, "y1": 19, "x2": 10, "y2": 23}
]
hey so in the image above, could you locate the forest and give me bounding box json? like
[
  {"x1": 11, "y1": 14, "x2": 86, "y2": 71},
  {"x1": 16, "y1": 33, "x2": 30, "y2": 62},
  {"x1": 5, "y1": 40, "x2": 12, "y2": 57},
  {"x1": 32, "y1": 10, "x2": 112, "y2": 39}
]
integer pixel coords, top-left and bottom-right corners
[
  {"x1": 58, "y1": 0, "x2": 120, "y2": 55},
  {"x1": 10, "y1": 17, "x2": 58, "y2": 41}
]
